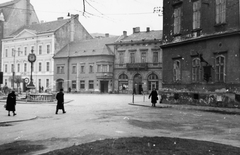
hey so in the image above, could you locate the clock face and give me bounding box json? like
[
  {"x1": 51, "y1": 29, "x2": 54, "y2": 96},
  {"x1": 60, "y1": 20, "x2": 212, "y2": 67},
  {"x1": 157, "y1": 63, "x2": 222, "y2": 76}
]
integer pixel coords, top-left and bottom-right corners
[{"x1": 28, "y1": 54, "x2": 36, "y2": 62}]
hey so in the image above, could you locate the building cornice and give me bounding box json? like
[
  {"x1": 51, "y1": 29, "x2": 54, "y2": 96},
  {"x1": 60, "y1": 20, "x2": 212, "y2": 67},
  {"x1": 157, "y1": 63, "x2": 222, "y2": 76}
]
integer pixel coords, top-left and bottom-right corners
[{"x1": 161, "y1": 31, "x2": 240, "y2": 48}]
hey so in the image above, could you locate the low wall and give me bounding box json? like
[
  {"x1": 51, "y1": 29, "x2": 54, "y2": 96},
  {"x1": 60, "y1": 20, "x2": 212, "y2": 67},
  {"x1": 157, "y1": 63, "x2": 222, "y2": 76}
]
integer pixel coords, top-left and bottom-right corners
[
  {"x1": 27, "y1": 93, "x2": 56, "y2": 102},
  {"x1": 159, "y1": 91, "x2": 240, "y2": 108}
]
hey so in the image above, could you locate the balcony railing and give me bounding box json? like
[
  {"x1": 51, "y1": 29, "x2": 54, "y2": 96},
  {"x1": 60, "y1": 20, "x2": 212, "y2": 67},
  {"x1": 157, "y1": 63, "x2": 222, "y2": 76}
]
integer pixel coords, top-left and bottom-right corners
[
  {"x1": 96, "y1": 72, "x2": 113, "y2": 79},
  {"x1": 115, "y1": 63, "x2": 162, "y2": 70}
]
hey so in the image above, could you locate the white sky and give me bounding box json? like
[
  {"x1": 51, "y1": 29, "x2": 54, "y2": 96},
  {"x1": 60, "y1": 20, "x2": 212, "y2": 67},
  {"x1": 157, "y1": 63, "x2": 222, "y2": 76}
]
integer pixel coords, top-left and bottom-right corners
[{"x1": 2, "y1": 0, "x2": 163, "y2": 35}]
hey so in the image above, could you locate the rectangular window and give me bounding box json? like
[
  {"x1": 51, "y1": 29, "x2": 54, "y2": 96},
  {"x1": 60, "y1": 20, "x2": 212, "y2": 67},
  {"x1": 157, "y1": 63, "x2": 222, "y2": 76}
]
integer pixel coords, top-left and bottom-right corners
[
  {"x1": 89, "y1": 64, "x2": 94, "y2": 73},
  {"x1": 193, "y1": 1, "x2": 201, "y2": 29},
  {"x1": 97, "y1": 65, "x2": 101, "y2": 72},
  {"x1": 18, "y1": 47, "x2": 21, "y2": 56},
  {"x1": 89, "y1": 80, "x2": 94, "y2": 89},
  {"x1": 72, "y1": 80, "x2": 76, "y2": 89},
  {"x1": 192, "y1": 58, "x2": 201, "y2": 82},
  {"x1": 216, "y1": 0, "x2": 226, "y2": 24},
  {"x1": 130, "y1": 53, "x2": 135, "y2": 63},
  {"x1": 24, "y1": 63, "x2": 27, "y2": 72},
  {"x1": 80, "y1": 80, "x2": 85, "y2": 89},
  {"x1": 80, "y1": 65, "x2": 85, "y2": 73},
  {"x1": 173, "y1": 60, "x2": 181, "y2": 81},
  {"x1": 39, "y1": 62, "x2": 42, "y2": 72},
  {"x1": 5, "y1": 49, "x2": 8, "y2": 57},
  {"x1": 46, "y1": 62, "x2": 50, "y2": 72},
  {"x1": 57, "y1": 65, "x2": 64, "y2": 74},
  {"x1": 5, "y1": 64, "x2": 7, "y2": 73},
  {"x1": 109, "y1": 65, "x2": 113, "y2": 72},
  {"x1": 12, "y1": 48, "x2": 15, "y2": 57},
  {"x1": 39, "y1": 45, "x2": 42, "y2": 55},
  {"x1": 24, "y1": 47, "x2": 27, "y2": 56},
  {"x1": 141, "y1": 52, "x2": 147, "y2": 63},
  {"x1": 102, "y1": 65, "x2": 107, "y2": 72},
  {"x1": 153, "y1": 52, "x2": 159, "y2": 63},
  {"x1": 39, "y1": 79, "x2": 41, "y2": 88},
  {"x1": 17, "y1": 64, "x2": 20, "y2": 72},
  {"x1": 46, "y1": 79, "x2": 49, "y2": 88},
  {"x1": 174, "y1": 7, "x2": 181, "y2": 34},
  {"x1": 119, "y1": 52, "x2": 124, "y2": 64},
  {"x1": 47, "y1": 45, "x2": 50, "y2": 54},
  {"x1": 72, "y1": 65, "x2": 77, "y2": 74},
  {"x1": 215, "y1": 55, "x2": 225, "y2": 82}
]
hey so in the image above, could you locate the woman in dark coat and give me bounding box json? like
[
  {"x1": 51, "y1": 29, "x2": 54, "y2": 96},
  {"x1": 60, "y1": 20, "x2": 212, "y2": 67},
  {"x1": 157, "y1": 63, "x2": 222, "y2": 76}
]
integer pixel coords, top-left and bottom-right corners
[
  {"x1": 6, "y1": 91, "x2": 17, "y2": 116},
  {"x1": 56, "y1": 88, "x2": 66, "y2": 114},
  {"x1": 149, "y1": 88, "x2": 158, "y2": 107}
]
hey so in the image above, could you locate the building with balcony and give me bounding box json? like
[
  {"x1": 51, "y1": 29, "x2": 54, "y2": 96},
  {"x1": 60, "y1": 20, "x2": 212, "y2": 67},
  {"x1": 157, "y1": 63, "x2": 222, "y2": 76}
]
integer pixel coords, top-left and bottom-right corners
[
  {"x1": 112, "y1": 27, "x2": 162, "y2": 94},
  {"x1": 1, "y1": 14, "x2": 92, "y2": 92},
  {"x1": 161, "y1": 0, "x2": 240, "y2": 92},
  {"x1": 54, "y1": 35, "x2": 120, "y2": 93}
]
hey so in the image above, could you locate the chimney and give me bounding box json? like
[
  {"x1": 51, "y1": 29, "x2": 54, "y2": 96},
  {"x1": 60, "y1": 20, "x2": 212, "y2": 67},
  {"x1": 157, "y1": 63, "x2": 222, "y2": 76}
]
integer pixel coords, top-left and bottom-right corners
[
  {"x1": 57, "y1": 17, "x2": 64, "y2": 20},
  {"x1": 105, "y1": 33, "x2": 109, "y2": 37},
  {"x1": 146, "y1": 27, "x2": 150, "y2": 32},
  {"x1": 123, "y1": 31, "x2": 127, "y2": 37},
  {"x1": 133, "y1": 27, "x2": 140, "y2": 33}
]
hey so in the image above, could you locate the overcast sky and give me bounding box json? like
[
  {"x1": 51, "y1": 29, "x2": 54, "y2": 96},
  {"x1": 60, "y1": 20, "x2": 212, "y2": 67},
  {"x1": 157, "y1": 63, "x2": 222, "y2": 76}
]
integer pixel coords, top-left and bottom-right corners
[{"x1": 2, "y1": 0, "x2": 162, "y2": 35}]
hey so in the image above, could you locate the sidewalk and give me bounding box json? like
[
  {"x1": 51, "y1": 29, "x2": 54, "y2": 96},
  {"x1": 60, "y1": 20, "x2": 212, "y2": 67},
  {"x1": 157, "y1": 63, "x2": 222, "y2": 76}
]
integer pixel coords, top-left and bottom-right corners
[
  {"x1": 0, "y1": 99, "x2": 73, "y2": 124},
  {"x1": 129, "y1": 101, "x2": 240, "y2": 115}
]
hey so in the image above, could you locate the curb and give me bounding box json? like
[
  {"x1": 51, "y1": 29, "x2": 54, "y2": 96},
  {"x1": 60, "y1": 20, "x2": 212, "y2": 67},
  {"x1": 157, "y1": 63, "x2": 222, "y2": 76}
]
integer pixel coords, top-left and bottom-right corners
[
  {"x1": 0, "y1": 116, "x2": 38, "y2": 124},
  {"x1": 128, "y1": 103, "x2": 172, "y2": 108}
]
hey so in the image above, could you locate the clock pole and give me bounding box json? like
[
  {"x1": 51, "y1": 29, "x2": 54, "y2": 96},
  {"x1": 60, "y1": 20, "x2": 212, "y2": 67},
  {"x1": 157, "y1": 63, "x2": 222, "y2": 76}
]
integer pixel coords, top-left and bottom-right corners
[{"x1": 27, "y1": 49, "x2": 36, "y2": 89}]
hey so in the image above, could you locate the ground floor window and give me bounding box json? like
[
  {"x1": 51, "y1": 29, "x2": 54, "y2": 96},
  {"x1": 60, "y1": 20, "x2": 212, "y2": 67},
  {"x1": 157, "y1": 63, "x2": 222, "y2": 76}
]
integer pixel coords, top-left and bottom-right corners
[
  {"x1": 118, "y1": 74, "x2": 128, "y2": 93},
  {"x1": 72, "y1": 80, "x2": 76, "y2": 89},
  {"x1": 80, "y1": 80, "x2": 85, "y2": 89},
  {"x1": 89, "y1": 80, "x2": 94, "y2": 89}
]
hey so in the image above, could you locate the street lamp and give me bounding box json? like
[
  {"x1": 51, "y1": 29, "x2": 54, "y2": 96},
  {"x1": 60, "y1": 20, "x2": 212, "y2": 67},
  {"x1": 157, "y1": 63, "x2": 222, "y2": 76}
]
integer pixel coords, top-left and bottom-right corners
[{"x1": 26, "y1": 49, "x2": 36, "y2": 89}]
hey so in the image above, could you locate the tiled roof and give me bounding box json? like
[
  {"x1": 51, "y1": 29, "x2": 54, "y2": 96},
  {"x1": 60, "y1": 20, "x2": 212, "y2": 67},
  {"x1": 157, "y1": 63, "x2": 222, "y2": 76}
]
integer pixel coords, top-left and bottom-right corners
[
  {"x1": 9, "y1": 18, "x2": 71, "y2": 37},
  {"x1": 120, "y1": 30, "x2": 162, "y2": 42},
  {"x1": 54, "y1": 36, "x2": 120, "y2": 58}
]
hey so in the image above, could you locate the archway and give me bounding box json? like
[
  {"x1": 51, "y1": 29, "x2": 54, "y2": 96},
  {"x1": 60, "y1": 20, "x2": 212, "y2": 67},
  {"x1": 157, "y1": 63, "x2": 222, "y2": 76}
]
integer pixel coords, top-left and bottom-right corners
[
  {"x1": 133, "y1": 73, "x2": 143, "y2": 94},
  {"x1": 118, "y1": 74, "x2": 128, "y2": 93},
  {"x1": 148, "y1": 73, "x2": 159, "y2": 91}
]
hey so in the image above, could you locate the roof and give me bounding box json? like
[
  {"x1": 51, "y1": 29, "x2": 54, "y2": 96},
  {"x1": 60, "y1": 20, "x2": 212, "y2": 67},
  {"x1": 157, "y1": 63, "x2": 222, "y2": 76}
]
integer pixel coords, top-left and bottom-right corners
[
  {"x1": 120, "y1": 30, "x2": 162, "y2": 42},
  {"x1": 0, "y1": 0, "x2": 21, "y2": 21},
  {"x1": 54, "y1": 36, "x2": 120, "y2": 58},
  {"x1": 9, "y1": 18, "x2": 71, "y2": 37}
]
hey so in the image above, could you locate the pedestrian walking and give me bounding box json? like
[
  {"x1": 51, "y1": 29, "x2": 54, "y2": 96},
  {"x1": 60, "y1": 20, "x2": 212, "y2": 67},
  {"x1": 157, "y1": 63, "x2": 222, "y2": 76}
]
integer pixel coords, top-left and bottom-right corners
[
  {"x1": 55, "y1": 88, "x2": 66, "y2": 114},
  {"x1": 6, "y1": 90, "x2": 17, "y2": 116},
  {"x1": 149, "y1": 88, "x2": 158, "y2": 107}
]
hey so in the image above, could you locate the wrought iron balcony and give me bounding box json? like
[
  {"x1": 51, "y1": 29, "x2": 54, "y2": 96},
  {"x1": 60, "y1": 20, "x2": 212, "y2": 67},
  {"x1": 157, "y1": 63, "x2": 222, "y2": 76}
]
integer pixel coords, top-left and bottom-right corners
[
  {"x1": 96, "y1": 72, "x2": 113, "y2": 79},
  {"x1": 115, "y1": 63, "x2": 162, "y2": 70}
]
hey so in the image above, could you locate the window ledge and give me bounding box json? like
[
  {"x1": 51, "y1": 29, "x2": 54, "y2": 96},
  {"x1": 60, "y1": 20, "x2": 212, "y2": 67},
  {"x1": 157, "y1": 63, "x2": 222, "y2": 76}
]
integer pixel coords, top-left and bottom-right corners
[
  {"x1": 191, "y1": 28, "x2": 202, "y2": 32},
  {"x1": 173, "y1": 33, "x2": 181, "y2": 37},
  {"x1": 214, "y1": 23, "x2": 227, "y2": 27}
]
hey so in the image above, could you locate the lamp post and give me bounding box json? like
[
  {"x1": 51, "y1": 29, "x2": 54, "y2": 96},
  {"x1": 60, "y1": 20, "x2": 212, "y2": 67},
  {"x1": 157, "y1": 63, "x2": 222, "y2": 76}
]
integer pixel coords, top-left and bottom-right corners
[{"x1": 27, "y1": 49, "x2": 36, "y2": 89}]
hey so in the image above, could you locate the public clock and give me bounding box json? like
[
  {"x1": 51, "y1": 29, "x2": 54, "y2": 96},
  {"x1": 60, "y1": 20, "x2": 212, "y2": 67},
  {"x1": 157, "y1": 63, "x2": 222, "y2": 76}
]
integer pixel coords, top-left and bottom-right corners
[{"x1": 28, "y1": 53, "x2": 36, "y2": 62}]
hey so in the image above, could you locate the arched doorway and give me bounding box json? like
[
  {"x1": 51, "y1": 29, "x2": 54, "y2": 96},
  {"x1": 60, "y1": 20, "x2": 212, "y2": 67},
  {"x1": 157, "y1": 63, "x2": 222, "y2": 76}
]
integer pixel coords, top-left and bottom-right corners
[
  {"x1": 133, "y1": 74, "x2": 143, "y2": 94},
  {"x1": 148, "y1": 73, "x2": 159, "y2": 91},
  {"x1": 56, "y1": 79, "x2": 64, "y2": 91},
  {"x1": 118, "y1": 74, "x2": 128, "y2": 93}
]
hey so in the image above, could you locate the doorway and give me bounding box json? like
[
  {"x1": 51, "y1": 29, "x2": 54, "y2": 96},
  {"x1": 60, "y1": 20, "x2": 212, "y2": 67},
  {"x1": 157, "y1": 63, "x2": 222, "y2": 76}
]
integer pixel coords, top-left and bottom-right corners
[
  {"x1": 100, "y1": 81, "x2": 108, "y2": 93},
  {"x1": 133, "y1": 74, "x2": 142, "y2": 94},
  {"x1": 56, "y1": 79, "x2": 64, "y2": 91}
]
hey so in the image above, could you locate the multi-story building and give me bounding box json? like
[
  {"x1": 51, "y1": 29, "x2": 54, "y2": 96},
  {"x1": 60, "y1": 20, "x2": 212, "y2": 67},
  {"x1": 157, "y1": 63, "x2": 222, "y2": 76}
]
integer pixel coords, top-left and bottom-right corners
[
  {"x1": 0, "y1": 0, "x2": 39, "y2": 71},
  {"x1": 2, "y1": 14, "x2": 92, "y2": 92},
  {"x1": 161, "y1": 0, "x2": 240, "y2": 92},
  {"x1": 112, "y1": 27, "x2": 162, "y2": 94},
  {"x1": 54, "y1": 35, "x2": 119, "y2": 93}
]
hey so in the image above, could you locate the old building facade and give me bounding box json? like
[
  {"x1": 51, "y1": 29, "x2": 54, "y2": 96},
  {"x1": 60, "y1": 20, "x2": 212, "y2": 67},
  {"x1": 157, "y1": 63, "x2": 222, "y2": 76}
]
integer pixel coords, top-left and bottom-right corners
[
  {"x1": 161, "y1": 0, "x2": 240, "y2": 92},
  {"x1": 54, "y1": 36, "x2": 118, "y2": 93},
  {"x1": 2, "y1": 14, "x2": 92, "y2": 92},
  {"x1": 112, "y1": 28, "x2": 162, "y2": 94}
]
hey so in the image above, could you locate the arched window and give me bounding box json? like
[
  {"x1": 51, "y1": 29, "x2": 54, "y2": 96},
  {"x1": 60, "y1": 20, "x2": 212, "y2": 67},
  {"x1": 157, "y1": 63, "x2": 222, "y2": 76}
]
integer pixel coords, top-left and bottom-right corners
[
  {"x1": 192, "y1": 58, "x2": 201, "y2": 82},
  {"x1": 119, "y1": 74, "x2": 128, "y2": 80},
  {"x1": 148, "y1": 73, "x2": 159, "y2": 91},
  {"x1": 215, "y1": 55, "x2": 225, "y2": 82}
]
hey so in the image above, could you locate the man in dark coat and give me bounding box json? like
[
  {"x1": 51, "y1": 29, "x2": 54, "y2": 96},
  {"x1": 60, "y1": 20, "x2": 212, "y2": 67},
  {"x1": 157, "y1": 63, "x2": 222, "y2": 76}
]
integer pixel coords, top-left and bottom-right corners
[
  {"x1": 6, "y1": 91, "x2": 17, "y2": 116},
  {"x1": 56, "y1": 88, "x2": 66, "y2": 114},
  {"x1": 149, "y1": 88, "x2": 158, "y2": 107}
]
